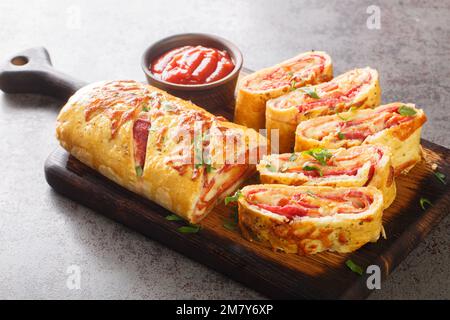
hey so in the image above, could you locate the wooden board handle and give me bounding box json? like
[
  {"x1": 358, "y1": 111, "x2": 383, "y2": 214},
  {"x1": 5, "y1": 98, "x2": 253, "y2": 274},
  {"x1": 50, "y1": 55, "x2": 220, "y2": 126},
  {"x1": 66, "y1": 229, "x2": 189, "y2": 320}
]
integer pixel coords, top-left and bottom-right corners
[{"x1": 0, "y1": 47, "x2": 86, "y2": 100}]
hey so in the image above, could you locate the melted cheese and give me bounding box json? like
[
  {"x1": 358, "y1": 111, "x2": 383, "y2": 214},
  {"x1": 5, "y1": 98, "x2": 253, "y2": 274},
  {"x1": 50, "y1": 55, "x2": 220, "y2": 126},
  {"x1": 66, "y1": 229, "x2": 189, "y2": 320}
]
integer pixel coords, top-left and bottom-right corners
[
  {"x1": 269, "y1": 67, "x2": 377, "y2": 114},
  {"x1": 259, "y1": 145, "x2": 383, "y2": 182}
]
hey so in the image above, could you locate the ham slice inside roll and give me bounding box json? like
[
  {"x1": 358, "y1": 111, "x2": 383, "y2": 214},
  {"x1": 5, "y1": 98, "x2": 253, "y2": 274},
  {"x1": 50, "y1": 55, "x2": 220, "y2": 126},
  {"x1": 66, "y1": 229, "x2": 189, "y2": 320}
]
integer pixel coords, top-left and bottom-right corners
[
  {"x1": 242, "y1": 52, "x2": 331, "y2": 92},
  {"x1": 266, "y1": 67, "x2": 380, "y2": 153},
  {"x1": 257, "y1": 145, "x2": 396, "y2": 208},
  {"x1": 234, "y1": 51, "x2": 333, "y2": 130},
  {"x1": 295, "y1": 103, "x2": 427, "y2": 175},
  {"x1": 259, "y1": 146, "x2": 381, "y2": 179},
  {"x1": 132, "y1": 117, "x2": 151, "y2": 174},
  {"x1": 237, "y1": 185, "x2": 384, "y2": 254},
  {"x1": 298, "y1": 104, "x2": 423, "y2": 142},
  {"x1": 246, "y1": 188, "x2": 374, "y2": 218}
]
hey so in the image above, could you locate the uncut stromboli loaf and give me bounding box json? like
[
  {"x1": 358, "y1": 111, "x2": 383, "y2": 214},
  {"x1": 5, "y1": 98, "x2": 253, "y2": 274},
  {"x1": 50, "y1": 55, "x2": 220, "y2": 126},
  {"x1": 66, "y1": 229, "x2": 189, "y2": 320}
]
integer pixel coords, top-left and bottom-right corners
[{"x1": 56, "y1": 80, "x2": 266, "y2": 223}]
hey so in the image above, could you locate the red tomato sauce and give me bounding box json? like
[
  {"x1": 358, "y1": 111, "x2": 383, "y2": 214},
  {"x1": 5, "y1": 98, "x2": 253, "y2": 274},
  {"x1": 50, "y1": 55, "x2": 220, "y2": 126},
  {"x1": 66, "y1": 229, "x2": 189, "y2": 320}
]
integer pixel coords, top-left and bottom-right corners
[{"x1": 150, "y1": 45, "x2": 235, "y2": 85}]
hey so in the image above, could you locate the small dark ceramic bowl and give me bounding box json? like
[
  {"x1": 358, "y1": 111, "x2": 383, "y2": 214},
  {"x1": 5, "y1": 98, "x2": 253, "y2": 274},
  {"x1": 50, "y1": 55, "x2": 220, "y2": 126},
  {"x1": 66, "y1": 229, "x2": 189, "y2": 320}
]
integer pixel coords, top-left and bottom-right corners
[{"x1": 141, "y1": 33, "x2": 243, "y2": 113}]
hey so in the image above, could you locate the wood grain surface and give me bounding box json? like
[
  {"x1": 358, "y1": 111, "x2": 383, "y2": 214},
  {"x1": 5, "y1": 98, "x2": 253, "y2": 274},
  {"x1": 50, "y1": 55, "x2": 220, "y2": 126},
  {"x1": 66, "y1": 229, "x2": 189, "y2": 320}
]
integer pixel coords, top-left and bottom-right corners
[{"x1": 44, "y1": 69, "x2": 450, "y2": 299}]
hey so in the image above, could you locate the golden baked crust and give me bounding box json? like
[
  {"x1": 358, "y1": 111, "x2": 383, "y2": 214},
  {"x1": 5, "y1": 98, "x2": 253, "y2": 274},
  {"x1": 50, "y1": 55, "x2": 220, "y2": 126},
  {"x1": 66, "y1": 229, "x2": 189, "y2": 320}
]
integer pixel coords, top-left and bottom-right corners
[
  {"x1": 234, "y1": 51, "x2": 333, "y2": 130},
  {"x1": 56, "y1": 80, "x2": 266, "y2": 223},
  {"x1": 295, "y1": 103, "x2": 427, "y2": 175},
  {"x1": 266, "y1": 67, "x2": 380, "y2": 153},
  {"x1": 257, "y1": 145, "x2": 396, "y2": 208},
  {"x1": 238, "y1": 185, "x2": 384, "y2": 254}
]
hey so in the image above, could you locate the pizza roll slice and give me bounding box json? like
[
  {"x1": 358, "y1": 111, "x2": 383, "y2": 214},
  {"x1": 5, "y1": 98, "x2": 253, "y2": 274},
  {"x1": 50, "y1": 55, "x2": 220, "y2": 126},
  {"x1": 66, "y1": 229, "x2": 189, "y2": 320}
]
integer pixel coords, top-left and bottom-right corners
[
  {"x1": 238, "y1": 185, "x2": 384, "y2": 254},
  {"x1": 257, "y1": 145, "x2": 396, "y2": 208},
  {"x1": 56, "y1": 80, "x2": 266, "y2": 223},
  {"x1": 295, "y1": 103, "x2": 427, "y2": 175},
  {"x1": 234, "y1": 51, "x2": 333, "y2": 130},
  {"x1": 266, "y1": 67, "x2": 380, "y2": 153}
]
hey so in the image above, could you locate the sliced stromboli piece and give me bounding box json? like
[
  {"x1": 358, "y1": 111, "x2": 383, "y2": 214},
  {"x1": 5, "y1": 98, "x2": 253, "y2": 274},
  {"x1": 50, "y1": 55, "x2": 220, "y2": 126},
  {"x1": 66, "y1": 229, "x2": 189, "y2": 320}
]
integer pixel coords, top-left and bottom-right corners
[
  {"x1": 237, "y1": 185, "x2": 384, "y2": 254},
  {"x1": 295, "y1": 103, "x2": 427, "y2": 175},
  {"x1": 257, "y1": 145, "x2": 396, "y2": 208},
  {"x1": 234, "y1": 51, "x2": 333, "y2": 130},
  {"x1": 56, "y1": 80, "x2": 266, "y2": 223},
  {"x1": 266, "y1": 67, "x2": 380, "y2": 153}
]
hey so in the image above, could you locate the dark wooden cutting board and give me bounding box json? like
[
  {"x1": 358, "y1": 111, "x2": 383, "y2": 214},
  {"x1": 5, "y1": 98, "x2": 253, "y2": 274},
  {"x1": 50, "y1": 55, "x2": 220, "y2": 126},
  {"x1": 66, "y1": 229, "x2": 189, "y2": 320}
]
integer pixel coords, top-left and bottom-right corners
[
  {"x1": 44, "y1": 139, "x2": 450, "y2": 299},
  {"x1": 44, "y1": 73, "x2": 450, "y2": 300},
  {"x1": 1, "y1": 48, "x2": 449, "y2": 299}
]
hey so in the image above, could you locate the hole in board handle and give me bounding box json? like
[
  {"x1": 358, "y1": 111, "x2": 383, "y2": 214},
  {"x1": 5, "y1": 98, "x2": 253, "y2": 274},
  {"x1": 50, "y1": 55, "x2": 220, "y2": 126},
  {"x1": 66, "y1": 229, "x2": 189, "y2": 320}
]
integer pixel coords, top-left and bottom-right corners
[{"x1": 11, "y1": 56, "x2": 29, "y2": 66}]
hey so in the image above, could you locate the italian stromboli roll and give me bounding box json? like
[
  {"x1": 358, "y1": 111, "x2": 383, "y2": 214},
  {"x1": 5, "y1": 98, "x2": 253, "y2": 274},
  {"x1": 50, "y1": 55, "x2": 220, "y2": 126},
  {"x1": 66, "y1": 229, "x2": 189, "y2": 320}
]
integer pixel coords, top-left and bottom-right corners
[
  {"x1": 266, "y1": 67, "x2": 380, "y2": 153},
  {"x1": 257, "y1": 145, "x2": 396, "y2": 208},
  {"x1": 234, "y1": 51, "x2": 333, "y2": 130},
  {"x1": 295, "y1": 103, "x2": 427, "y2": 175},
  {"x1": 56, "y1": 80, "x2": 266, "y2": 223},
  {"x1": 237, "y1": 185, "x2": 384, "y2": 254}
]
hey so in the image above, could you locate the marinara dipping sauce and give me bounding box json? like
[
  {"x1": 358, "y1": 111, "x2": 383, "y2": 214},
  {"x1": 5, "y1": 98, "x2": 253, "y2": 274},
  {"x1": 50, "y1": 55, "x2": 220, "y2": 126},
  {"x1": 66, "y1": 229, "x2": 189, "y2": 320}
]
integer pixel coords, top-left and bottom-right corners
[{"x1": 150, "y1": 45, "x2": 235, "y2": 85}]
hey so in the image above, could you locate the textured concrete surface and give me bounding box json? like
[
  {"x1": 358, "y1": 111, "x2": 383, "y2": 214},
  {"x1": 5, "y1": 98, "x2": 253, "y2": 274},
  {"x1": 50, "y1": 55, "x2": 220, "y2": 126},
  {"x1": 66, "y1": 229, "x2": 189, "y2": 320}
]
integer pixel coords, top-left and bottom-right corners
[{"x1": 0, "y1": 0, "x2": 449, "y2": 299}]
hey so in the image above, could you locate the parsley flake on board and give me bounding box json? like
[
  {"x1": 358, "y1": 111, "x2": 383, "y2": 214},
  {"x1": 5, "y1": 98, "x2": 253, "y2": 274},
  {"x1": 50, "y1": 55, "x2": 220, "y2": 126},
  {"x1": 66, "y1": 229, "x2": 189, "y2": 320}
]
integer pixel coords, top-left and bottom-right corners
[
  {"x1": 166, "y1": 214, "x2": 201, "y2": 234},
  {"x1": 165, "y1": 214, "x2": 184, "y2": 221},
  {"x1": 419, "y1": 197, "x2": 432, "y2": 210},
  {"x1": 346, "y1": 259, "x2": 364, "y2": 275},
  {"x1": 177, "y1": 225, "x2": 201, "y2": 234},
  {"x1": 223, "y1": 221, "x2": 237, "y2": 231},
  {"x1": 223, "y1": 210, "x2": 239, "y2": 231},
  {"x1": 434, "y1": 171, "x2": 447, "y2": 185}
]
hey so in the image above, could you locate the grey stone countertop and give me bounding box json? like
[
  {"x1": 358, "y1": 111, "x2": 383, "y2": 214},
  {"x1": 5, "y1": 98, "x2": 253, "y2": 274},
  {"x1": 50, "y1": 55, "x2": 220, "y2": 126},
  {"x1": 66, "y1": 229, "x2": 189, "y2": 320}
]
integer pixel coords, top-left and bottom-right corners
[{"x1": 0, "y1": 0, "x2": 449, "y2": 299}]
